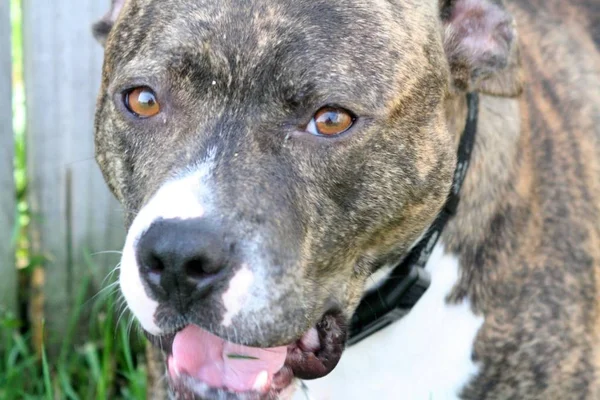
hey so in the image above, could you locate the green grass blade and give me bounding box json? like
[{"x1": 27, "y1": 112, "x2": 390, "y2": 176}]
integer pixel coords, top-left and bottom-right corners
[
  {"x1": 226, "y1": 354, "x2": 261, "y2": 360},
  {"x1": 83, "y1": 343, "x2": 104, "y2": 399},
  {"x1": 58, "y1": 367, "x2": 80, "y2": 400},
  {"x1": 41, "y1": 322, "x2": 54, "y2": 400},
  {"x1": 58, "y1": 274, "x2": 91, "y2": 364}
]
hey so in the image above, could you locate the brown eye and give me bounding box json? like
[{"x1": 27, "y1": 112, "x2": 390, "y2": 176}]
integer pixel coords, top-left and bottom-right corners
[
  {"x1": 124, "y1": 87, "x2": 160, "y2": 118},
  {"x1": 308, "y1": 107, "x2": 355, "y2": 136}
]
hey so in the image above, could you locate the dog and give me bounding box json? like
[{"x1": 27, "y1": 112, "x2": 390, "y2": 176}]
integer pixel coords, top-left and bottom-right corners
[{"x1": 92, "y1": 0, "x2": 600, "y2": 398}]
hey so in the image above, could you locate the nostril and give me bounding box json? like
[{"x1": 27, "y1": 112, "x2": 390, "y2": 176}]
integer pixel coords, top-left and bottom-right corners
[
  {"x1": 184, "y1": 257, "x2": 210, "y2": 280},
  {"x1": 138, "y1": 252, "x2": 166, "y2": 286},
  {"x1": 147, "y1": 253, "x2": 166, "y2": 274},
  {"x1": 183, "y1": 255, "x2": 224, "y2": 282}
]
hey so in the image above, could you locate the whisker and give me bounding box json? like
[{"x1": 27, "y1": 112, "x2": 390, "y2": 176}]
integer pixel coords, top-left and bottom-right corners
[
  {"x1": 82, "y1": 281, "x2": 120, "y2": 310},
  {"x1": 90, "y1": 250, "x2": 124, "y2": 256},
  {"x1": 127, "y1": 315, "x2": 136, "y2": 340},
  {"x1": 101, "y1": 262, "x2": 122, "y2": 282},
  {"x1": 116, "y1": 303, "x2": 130, "y2": 328},
  {"x1": 89, "y1": 280, "x2": 120, "y2": 302}
]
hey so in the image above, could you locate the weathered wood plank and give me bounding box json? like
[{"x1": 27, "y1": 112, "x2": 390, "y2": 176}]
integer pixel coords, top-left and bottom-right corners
[
  {"x1": 0, "y1": 0, "x2": 17, "y2": 316},
  {"x1": 22, "y1": 0, "x2": 125, "y2": 346}
]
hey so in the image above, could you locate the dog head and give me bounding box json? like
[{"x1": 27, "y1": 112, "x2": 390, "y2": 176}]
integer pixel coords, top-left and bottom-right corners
[{"x1": 93, "y1": 0, "x2": 520, "y2": 398}]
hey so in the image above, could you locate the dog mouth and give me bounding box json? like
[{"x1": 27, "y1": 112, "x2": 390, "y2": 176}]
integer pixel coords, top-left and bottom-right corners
[{"x1": 147, "y1": 312, "x2": 347, "y2": 399}]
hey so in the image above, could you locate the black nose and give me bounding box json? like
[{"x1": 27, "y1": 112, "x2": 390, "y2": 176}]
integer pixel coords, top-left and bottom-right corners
[{"x1": 136, "y1": 218, "x2": 232, "y2": 301}]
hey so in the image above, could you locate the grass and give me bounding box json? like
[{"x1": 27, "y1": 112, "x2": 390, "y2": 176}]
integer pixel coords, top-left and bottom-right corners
[
  {"x1": 3, "y1": 0, "x2": 150, "y2": 397},
  {"x1": 0, "y1": 278, "x2": 148, "y2": 399}
]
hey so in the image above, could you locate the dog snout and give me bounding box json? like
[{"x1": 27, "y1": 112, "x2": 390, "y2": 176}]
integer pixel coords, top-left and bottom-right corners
[{"x1": 136, "y1": 218, "x2": 232, "y2": 301}]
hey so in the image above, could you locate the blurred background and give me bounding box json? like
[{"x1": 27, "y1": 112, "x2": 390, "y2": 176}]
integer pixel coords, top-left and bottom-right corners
[{"x1": 1, "y1": 1, "x2": 148, "y2": 398}]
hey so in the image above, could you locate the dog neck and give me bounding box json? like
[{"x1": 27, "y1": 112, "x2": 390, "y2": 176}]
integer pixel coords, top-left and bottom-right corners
[{"x1": 442, "y1": 92, "x2": 528, "y2": 308}]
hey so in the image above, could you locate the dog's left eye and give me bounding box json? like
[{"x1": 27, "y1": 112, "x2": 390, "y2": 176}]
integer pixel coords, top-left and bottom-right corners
[
  {"x1": 123, "y1": 87, "x2": 160, "y2": 118},
  {"x1": 307, "y1": 107, "x2": 355, "y2": 136}
]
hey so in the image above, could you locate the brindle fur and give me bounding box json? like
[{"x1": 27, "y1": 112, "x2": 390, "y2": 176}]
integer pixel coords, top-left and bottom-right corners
[
  {"x1": 93, "y1": 0, "x2": 600, "y2": 398},
  {"x1": 444, "y1": 2, "x2": 600, "y2": 398}
]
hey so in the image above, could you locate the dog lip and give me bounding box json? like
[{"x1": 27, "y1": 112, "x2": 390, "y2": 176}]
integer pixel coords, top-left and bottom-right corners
[
  {"x1": 285, "y1": 312, "x2": 347, "y2": 380},
  {"x1": 145, "y1": 311, "x2": 348, "y2": 398}
]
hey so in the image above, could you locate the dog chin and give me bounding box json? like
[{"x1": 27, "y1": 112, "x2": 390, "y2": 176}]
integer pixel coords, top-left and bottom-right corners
[
  {"x1": 146, "y1": 312, "x2": 347, "y2": 400},
  {"x1": 168, "y1": 375, "x2": 301, "y2": 400}
]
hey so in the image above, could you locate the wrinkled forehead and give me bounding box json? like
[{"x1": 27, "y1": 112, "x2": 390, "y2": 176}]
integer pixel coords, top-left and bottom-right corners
[{"x1": 106, "y1": 0, "x2": 444, "y2": 107}]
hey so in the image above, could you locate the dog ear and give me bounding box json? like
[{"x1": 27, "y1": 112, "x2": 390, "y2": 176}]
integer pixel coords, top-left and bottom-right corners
[
  {"x1": 92, "y1": 0, "x2": 126, "y2": 46},
  {"x1": 440, "y1": 0, "x2": 522, "y2": 97}
]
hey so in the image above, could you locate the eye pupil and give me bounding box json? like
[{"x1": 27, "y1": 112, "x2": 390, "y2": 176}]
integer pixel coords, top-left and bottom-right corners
[
  {"x1": 322, "y1": 113, "x2": 337, "y2": 125},
  {"x1": 138, "y1": 92, "x2": 155, "y2": 107}
]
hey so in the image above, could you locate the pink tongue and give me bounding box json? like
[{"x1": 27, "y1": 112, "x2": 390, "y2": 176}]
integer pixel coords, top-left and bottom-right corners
[{"x1": 169, "y1": 325, "x2": 288, "y2": 393}]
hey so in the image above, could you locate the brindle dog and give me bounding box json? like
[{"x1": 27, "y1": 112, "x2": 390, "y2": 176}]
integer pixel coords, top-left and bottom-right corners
[{"x1": 93, "y1": 0, "x2": 600, "y2": 399}]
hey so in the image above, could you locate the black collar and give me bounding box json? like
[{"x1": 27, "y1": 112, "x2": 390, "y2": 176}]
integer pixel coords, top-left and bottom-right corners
[{"x1": 348, "y1": 92, "x2": 480, "y2": 346}]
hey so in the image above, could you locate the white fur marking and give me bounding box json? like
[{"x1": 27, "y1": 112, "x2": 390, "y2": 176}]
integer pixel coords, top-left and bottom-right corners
[
  {"x1": 120, "y1": 153, "x2": 216, "y2": 335},
  {"x1": 364, "y1": 229, "x2": 430, "y2": 292},
  {"x1": 363, "y1": 264, "x2": 394, "y2": 292},
  {"x1": 221, "y1": 264, "x2": 255, "y2": 327},
  {"x1": 120, "y1": 237, "x2": 161, "y2": 335},
  {"x1": 302, "y1": 243, "x2": 483, "y2": 400}
]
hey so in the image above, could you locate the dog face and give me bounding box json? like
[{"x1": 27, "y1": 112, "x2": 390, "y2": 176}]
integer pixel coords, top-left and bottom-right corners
[{"x1": 94, "y1": 0, "x2": 519, "y2": 397}]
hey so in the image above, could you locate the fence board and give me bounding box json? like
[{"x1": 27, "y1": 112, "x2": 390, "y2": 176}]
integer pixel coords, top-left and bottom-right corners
[
  {"x1": 0, "y1": 0, "x2": 16, "y2": 316},
  {"x1": 22, "y1": 0, "x2": 125, "y2": 346}
]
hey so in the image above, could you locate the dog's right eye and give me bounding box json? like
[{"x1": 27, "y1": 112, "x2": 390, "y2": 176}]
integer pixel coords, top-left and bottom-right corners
[
  {"x1": 123, "y1": 87, "x2": 160, "y2": 118},
  {"x1": 307, "y1": 107, "x2": 355, "y2": 136}
]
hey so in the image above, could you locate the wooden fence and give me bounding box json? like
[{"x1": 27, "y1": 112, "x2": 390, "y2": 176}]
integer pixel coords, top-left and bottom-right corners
[
  {"x1": 1, "y1": 0, "x2": 16, "y2": 317},
  {"x1": 1, "y1": 0, "x2": 126, "y2": 350}
]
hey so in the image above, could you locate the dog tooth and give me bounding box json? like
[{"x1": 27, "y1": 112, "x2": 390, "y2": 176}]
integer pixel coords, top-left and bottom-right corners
[
  {"x1": 168, "y1": 356, "x2": 181, "y2": 377},
  {"x1": 300, "y1": 328, "x2": 320, "y2": 352},
  {"x1": 253, "y1": 370, "x2": 269, "y2": 392}
]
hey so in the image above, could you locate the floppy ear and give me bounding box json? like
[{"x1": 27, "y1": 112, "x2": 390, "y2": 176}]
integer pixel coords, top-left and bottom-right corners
[
  {"x1": 441, "y1": 0, "x2": 522, "y2": 96},
  {"x1": 92, "y1": 0, "x2": 126, "y2": 46}
]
